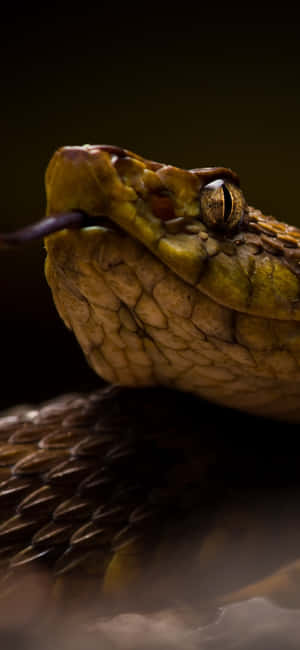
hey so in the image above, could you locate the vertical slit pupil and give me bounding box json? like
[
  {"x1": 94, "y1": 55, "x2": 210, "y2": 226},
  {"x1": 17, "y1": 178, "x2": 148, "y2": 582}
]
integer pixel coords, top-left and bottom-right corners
[{"x1": 222, "y1": 184, "x2": 233, "y2": 221}]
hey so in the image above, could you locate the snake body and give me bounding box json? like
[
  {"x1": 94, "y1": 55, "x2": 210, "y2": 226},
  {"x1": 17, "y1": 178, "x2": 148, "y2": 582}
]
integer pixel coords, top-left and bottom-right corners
[{"x1": 1, "y1": 145, "x2": 300, "y2": 611}]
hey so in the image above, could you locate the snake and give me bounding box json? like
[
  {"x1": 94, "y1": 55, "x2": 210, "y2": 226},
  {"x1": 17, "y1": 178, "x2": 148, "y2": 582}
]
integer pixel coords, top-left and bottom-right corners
[{"x1": 1, "y1": 144, "x2": 300, "y2": 614}]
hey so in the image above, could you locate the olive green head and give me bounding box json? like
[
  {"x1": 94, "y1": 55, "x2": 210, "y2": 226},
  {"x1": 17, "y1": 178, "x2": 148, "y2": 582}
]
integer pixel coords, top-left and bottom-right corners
[{"x1": 45, "y1": 145, "x2": 300, "y2": 322}]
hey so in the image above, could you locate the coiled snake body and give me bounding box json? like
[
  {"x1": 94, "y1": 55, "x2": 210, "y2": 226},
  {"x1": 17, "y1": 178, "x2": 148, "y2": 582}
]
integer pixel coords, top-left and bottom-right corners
[{"x1": 1, "y1": 145, "x2": 300, "y2": 612}]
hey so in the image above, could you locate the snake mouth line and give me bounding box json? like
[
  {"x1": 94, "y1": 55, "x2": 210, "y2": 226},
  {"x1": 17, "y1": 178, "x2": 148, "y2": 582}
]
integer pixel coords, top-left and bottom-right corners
[{"x1": 80, "y1": 213, "x2": 122, "y2": 232}]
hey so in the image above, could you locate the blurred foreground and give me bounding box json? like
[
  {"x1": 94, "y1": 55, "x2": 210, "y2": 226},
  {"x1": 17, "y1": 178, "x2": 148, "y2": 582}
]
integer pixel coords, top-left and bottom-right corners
[
  {"x1": 0, "y1": 571, "x2": 300, "y2": 649},
  {"x1": 1, "y1": 387, "x2": 300, "y2": 648}
]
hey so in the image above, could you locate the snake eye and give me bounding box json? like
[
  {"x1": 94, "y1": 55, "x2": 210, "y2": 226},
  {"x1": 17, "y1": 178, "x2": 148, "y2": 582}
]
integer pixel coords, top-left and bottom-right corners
[{"x1": 200, "y1": 179, "x2": 246, "y2": 231}]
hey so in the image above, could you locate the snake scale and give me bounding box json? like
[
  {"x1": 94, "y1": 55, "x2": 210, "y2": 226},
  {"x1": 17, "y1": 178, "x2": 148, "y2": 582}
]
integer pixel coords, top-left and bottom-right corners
[{"x1": 1, "y1": 145, "x2": 300, "y2": 613}]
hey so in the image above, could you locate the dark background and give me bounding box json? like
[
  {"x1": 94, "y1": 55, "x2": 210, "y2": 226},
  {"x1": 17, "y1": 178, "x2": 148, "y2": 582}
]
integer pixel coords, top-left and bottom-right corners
[{"x1": 1, "y1": 11, "x2": 300, "y2": 409}]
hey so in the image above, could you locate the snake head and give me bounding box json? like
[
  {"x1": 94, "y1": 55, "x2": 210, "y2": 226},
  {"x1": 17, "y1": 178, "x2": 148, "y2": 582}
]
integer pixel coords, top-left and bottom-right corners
[
  {"x1": 4, "y1": 145, "x2": 300, "y2": 418},
  {"x1": 45, "y1": 144, "x2": 247, "y2": 286},
  {"x1": 44, "y1": 145, "x2": 300, "y2": 322}
]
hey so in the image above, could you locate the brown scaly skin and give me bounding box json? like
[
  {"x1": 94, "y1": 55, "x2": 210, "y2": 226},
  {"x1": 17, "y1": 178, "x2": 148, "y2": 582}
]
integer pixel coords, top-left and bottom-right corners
[
  {"x1": 1, "y1": 385, "x2": 300, "y2": 614},
  {"x1": 2, "y1": 146, "x2": 300, "y2": 613}
]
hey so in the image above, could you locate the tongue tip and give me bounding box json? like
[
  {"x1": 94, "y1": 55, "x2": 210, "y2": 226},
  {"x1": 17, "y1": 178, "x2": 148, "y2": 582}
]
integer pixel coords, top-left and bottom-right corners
[{"x1": 0, "y1": 211, "x2": 86, "y2": 247}]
